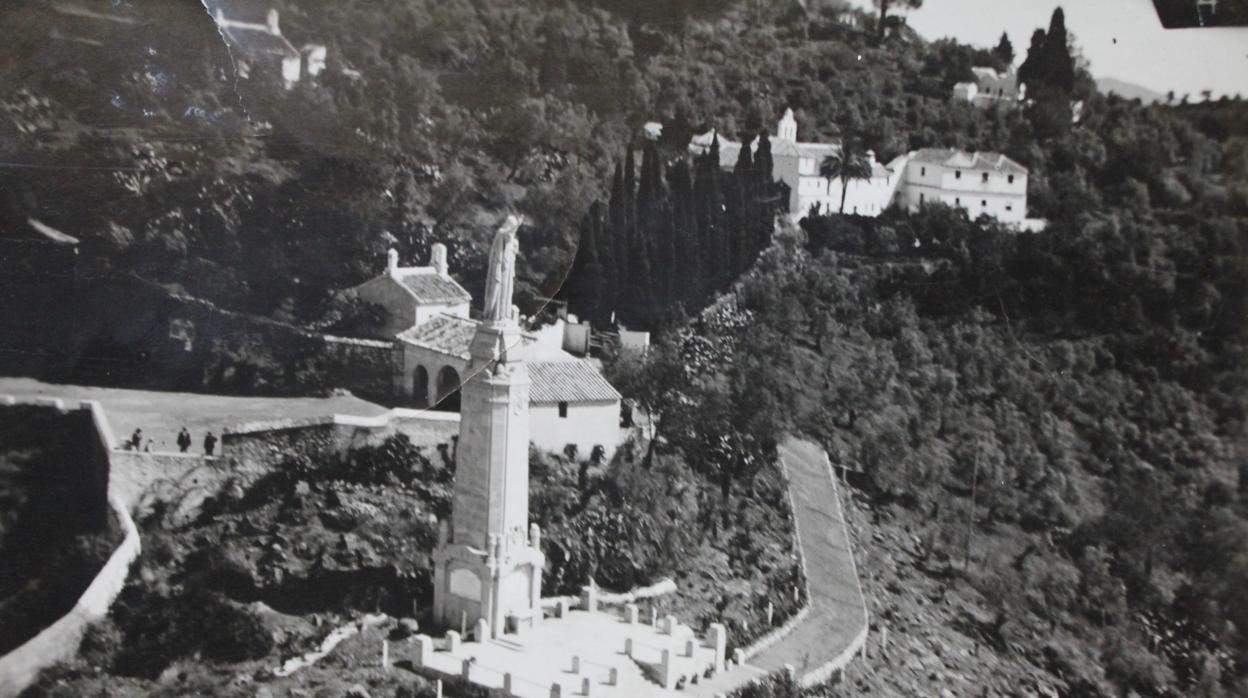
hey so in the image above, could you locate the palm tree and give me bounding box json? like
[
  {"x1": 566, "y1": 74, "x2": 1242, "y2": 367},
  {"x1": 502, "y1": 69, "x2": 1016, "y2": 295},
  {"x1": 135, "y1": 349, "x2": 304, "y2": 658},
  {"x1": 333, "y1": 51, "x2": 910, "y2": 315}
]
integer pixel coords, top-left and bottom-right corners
[{"x1": 820, "y1": 148, "x2": 875, "y2": 214}]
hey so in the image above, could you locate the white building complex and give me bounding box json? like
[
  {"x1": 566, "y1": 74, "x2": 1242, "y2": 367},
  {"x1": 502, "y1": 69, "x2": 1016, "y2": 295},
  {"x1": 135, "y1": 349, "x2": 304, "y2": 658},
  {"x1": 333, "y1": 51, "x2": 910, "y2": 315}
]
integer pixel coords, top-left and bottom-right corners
[
  {"x1": 691, "y1": 109, "x2": 1035, "y2": 227},
  {"x1": 952, "y1": 67, "x2": 1024, "y2": 109},
  {"x1": 341, "y1": 246, "x2": 624, "y2": 458}
]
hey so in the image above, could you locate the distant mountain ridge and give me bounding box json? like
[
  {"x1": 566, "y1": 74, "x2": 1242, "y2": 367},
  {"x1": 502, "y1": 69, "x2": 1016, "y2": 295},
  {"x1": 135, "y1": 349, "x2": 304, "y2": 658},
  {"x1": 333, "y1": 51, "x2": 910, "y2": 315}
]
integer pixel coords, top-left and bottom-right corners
[{"x1": 1097, "y1": 76, "x2": 1166, "y2": 103}]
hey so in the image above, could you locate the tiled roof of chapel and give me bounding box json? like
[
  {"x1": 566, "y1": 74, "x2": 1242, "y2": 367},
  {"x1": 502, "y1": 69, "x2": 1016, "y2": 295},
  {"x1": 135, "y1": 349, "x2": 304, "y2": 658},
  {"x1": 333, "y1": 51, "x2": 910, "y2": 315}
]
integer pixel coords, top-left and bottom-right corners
[
  {"x1": 395, "y1": 269, "x2": 473, "y2": 304},
  {"x1": 397, "y1": 314, "x2": 479, "y2": 359},
  {"x1": 527, "y1": 360, "x2": 622, "y2": 404}
]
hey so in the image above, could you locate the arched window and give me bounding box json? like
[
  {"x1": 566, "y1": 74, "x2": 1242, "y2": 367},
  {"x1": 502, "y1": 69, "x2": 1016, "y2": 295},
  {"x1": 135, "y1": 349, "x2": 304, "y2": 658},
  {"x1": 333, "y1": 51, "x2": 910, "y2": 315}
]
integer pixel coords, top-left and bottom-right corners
[
  {"x1": 435, "y1": 366, "x2": 462, "y2": 412},
  {"x1": 413, "y1": 365, "x2": 429, "y2": 408}
]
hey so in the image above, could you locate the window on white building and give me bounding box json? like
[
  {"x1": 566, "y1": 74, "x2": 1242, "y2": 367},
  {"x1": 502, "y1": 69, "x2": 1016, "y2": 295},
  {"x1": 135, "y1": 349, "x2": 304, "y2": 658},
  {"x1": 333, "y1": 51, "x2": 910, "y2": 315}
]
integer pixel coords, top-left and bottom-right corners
[
  {"x1": 920, "y1": 166, "x2": 926, "y2": 176},
  {"x1": 982, "y1": 200, "x2": 987, "y2": 207},
  {"x1": 955, "y1": 197, "x2": 961, "y2": 205},
  {"x1": 955, "y1": 170, "x2": 962, "y2": 179},
  {"x1": 1008, "y1": 175, "x2": 1015, "y2": 184},
  {"x1": 558, "y1": 401, "x2": 568, "y2": 418},
  {"x1": 981, "y1": 172, "x2": 989, "y2": 183},
  {"x1": 919, "y1": 193, "x2": 925, "y2": 206},
  {"x1": 1005, "y1": 204, "x2": 1013, "y2": 211}
]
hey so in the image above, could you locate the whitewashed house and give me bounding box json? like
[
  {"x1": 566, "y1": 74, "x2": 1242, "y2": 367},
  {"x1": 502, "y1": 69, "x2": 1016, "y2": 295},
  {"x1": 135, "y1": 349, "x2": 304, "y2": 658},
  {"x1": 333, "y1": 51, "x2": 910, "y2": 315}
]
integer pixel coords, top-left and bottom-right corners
[
  {"x1": 953, "y1": 67, "x2": 1024, "y2": 109},
  {"x1": 344, "y1": 246, "x2": 471, "y2": 339},
  {"x1": 892, "y1": 148, "x2": 1029, "y2": 224},
  {"x1": 213, "y1": 7, "x2": 326, "y2": 88}
]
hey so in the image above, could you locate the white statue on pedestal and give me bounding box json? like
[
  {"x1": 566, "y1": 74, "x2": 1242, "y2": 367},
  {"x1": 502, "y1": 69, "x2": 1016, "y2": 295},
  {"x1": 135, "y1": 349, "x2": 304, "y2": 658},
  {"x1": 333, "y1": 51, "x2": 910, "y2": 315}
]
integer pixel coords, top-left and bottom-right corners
[{"x1": 482, "y1": 215, "x2": 523, "y2": 323}]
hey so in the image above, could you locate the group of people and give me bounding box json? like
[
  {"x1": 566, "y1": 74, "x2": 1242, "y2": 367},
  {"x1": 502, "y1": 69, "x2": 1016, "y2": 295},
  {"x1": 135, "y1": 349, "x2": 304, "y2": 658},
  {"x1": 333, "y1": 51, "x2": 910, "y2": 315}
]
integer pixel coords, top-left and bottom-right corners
[{"x1": 125, "y1": 427, "x2": 217, "y2": 455}]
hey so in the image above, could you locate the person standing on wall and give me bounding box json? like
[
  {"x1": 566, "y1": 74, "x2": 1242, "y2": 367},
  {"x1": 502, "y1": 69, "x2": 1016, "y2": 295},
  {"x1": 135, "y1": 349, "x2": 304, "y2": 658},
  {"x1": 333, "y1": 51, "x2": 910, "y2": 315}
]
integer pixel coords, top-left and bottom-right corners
[
  {"x1": 203, "y1": 430, "x2": 217, "y2": 456},
  {"x1": 176, "y1": 427, "x2": 192, "y2": 453}
]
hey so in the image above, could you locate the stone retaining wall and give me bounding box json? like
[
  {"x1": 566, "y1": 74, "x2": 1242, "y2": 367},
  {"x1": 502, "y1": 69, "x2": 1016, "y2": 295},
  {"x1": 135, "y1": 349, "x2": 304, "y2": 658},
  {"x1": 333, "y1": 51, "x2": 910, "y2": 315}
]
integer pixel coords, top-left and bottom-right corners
[{"x1": 0, "y1": 400, "x2": 141, "y2": 698}]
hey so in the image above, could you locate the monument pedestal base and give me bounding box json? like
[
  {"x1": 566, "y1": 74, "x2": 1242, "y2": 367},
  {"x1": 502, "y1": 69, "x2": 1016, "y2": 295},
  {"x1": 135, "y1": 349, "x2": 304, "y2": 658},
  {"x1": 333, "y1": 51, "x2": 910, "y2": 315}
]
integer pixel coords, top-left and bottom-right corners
[{"x1": 432, "y1": 538, "x2": 544, "y2": 640}]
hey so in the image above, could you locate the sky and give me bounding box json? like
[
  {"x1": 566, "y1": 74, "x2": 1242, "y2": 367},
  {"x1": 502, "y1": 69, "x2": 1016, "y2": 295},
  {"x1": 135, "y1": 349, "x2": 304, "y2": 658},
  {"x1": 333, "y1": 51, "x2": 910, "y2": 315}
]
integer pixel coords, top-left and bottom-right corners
[{"x1": 845, "y1": 0, "x2": 1248, "y2": 98}]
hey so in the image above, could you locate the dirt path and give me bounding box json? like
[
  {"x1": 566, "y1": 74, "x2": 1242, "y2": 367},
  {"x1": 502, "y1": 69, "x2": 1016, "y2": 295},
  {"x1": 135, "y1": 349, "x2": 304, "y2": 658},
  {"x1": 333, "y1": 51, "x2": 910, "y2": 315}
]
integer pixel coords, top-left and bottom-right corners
[{"x1": 745, "y1": 436, "x2": 869, "y2": 678}]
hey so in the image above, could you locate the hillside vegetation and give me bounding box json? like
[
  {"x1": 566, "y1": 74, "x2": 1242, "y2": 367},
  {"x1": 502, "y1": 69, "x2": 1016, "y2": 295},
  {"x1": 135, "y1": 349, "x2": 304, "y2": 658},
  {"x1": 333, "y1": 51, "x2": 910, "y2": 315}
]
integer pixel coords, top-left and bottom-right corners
[{"x1": 3, "y1": 1, "x2": 1247, "y2": 694}]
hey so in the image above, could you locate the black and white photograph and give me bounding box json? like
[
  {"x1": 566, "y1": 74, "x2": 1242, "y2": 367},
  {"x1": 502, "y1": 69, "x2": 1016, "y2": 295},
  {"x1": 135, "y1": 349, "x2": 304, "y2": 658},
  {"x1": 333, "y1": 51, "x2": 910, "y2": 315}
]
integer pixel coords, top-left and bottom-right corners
[{"x1": 0, "y1": 1, "x2": 1245, "y2": 696}]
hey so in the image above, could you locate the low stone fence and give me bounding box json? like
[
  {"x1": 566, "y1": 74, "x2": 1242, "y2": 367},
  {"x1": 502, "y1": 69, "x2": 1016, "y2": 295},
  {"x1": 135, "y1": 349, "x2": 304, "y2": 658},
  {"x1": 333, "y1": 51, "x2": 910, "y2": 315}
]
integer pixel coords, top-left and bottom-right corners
[
  {"x1": 221, "y1": 409, "x2": 460, "y2": 473},
  {"x1": 0, "y1": 400, "x2": 142, "y2": 698},
  {"x1": 540, "y1": 577, "x2": 678, "y2": 614}
]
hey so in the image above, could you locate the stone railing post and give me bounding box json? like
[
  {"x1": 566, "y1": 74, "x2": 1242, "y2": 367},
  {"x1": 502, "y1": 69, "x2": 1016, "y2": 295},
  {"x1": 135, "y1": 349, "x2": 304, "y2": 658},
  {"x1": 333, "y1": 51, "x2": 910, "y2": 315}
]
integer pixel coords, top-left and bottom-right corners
[
  {"x1": 709, "y1": 623, "x2": 727, "y2": 673},
  {"x1": 660, "y1": 648, "x2": 675, "y2": 689}
]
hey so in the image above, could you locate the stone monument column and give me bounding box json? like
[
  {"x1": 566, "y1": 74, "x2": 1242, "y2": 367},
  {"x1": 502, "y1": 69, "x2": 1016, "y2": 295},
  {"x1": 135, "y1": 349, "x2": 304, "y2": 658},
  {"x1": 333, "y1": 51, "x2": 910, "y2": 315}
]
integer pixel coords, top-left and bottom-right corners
[{"x1": 432, "y1": 216, "x2": 544, "y2": 639}]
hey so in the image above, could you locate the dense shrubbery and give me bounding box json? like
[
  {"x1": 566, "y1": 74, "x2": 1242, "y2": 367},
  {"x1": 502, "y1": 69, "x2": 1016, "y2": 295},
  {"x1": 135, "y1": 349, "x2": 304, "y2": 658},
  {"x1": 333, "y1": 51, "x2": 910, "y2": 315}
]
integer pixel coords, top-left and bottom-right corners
[
  {"x1": 693, "y1": 186, "x2": 1246, "y2": 693},
  {"x1": 0, "y1": 406, "x2": 117, "y2": 654},
  {"x1": 531, "y1": 437, "x2": 803, "y2": 647}
]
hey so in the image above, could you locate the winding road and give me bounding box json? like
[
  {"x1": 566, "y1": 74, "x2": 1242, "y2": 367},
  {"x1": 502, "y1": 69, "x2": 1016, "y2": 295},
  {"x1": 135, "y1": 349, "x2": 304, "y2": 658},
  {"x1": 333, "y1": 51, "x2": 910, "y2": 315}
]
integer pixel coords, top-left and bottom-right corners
[{"x1": 692, "y1": 435, "x2": 869, "y2": 695}]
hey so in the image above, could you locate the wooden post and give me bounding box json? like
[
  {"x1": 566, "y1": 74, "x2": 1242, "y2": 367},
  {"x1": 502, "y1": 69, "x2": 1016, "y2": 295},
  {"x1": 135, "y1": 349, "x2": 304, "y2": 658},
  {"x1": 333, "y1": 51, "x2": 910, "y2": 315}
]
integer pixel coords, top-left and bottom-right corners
[{"x1": 381, "y1": 640, "x2": 389, "y2": 671}]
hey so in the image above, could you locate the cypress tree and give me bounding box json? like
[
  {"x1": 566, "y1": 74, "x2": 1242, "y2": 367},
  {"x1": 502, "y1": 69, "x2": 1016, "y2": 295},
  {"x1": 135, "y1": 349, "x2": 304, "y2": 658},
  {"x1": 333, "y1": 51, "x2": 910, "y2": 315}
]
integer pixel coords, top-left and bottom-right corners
[
  {"x1": 592, "y1": 201, "x2": 617, "y2": 325},
  {"x1": 694, "y1": 134, "x2": 725, "y2": 297},
  {"x1": 638, "y1": 139, "x2": 673, "y2": 305},
  {"x1": 753, "y1": 130, "x2": 777, "y2": 254},
  {"x1": 669, "y1": 158, "x2": 702, "y2": 309},
  {"x1": 1017, "y1": 28, "x2": 1047, "y2": 92},
  {"x1": 621, "y1": 218, "x2": 657, "y2": 327},
  {"x1": 623, "y1": 145, "x2": 638, "y2": 244},
  {"x1": 608, "y1": 161, "x2": 628, "y2": 307},
  {"x1": 1043, "y1": 8, "x2": 1075, "y2": 93},
  {"x1": 994, "y1": 31, "x2": 1014, "y2": 65},
  {"x1": 569, "y1": 207, "x2": 604, "y2": 323},
  {"x1": 731, "y1": 135, "x2": 757, "y2": 277}
]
